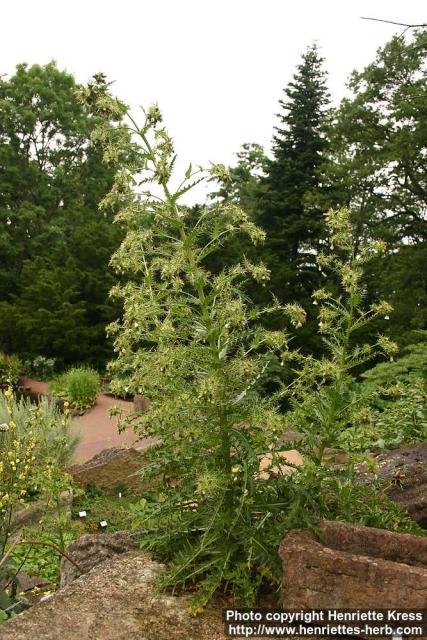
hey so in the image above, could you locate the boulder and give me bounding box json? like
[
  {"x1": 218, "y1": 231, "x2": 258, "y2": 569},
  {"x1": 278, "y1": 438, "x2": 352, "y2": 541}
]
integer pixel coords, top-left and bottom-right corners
[
  {"x1": 11, "y1": 491, "x2": 72, "y2": 529},
  {"x1": 280, "y1": 520, "x2": 427, "y2": 608},
  {"x1": 278, "y1": 431, "x2": 304, "y2": 444},
  {"x1": 376, "y1": 441, "x2": 427, "y2": 528},
  {"x1": 1, "y1": 552, "x2": 226, "y2": 639},
  {"x1": 60, "y1": 531, "x2": 140, "y2": 587},
  {"x1": 68, "y1": 447, "x2": 150, "y2": 495}
]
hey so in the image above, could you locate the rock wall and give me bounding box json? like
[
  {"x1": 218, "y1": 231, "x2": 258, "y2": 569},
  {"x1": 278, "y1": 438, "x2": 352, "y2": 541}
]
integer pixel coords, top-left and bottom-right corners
[
  {"x1": 68, "y1": 447, "x2": 151, "y2": 495},
  {"x1": 280, "y1": 520, "x2": 427, "y2": 608}
]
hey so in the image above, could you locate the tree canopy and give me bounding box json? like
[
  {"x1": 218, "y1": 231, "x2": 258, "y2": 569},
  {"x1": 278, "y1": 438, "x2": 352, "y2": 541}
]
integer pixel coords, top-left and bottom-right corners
[{"x1": 0, "y1": 62, "x2": 122, "y2": 368}]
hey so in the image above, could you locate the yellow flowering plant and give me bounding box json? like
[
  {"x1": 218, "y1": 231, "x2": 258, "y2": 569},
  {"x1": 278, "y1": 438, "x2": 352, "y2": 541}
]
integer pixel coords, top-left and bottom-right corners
[
  {"x1": 0, "y1": 386, "x2": 39, "y2": 618},
  {"x1": 0, "y1": 389, "x2": 76, "y2": 620},
  {"x1": 0, "y1": 387, "x2": 38, "y2": 553}
]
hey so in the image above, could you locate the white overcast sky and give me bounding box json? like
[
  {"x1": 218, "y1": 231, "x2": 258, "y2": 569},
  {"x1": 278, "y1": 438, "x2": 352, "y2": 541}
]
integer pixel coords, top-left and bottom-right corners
[{"x1": 2, "y1": 1, "x2": 426, "y2": 201}]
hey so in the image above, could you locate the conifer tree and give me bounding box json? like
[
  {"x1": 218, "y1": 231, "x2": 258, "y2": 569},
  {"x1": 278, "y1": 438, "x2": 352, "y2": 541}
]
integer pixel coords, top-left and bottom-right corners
[{"x1": 256, "y1": 45, "x2": 330, "y2": 349}]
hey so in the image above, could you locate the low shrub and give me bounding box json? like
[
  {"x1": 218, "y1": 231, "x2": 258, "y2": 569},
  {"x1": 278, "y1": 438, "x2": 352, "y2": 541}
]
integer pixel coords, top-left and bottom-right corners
[
  {"x1": 49, "y1": 367, "x2": 100, "y2": 412},
  {"x1": 283, "y1": 461, "x2": 424, "y2": 536},
  {"x1": 335, "y1": 346, "x2": 427, "y2": 453}
]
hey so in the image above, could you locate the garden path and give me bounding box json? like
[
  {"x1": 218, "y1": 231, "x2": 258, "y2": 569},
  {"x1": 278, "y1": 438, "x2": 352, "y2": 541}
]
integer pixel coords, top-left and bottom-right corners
[{"x1": 22, "y1": 378, "x2": 152, "y2": 463}]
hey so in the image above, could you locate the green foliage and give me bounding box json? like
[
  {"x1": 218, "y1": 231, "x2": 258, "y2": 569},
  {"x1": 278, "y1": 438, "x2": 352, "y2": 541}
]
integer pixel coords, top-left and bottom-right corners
[
  {"x1": 0, "y1": 589, "x2": 30, "y2": 622},
  {"x1": 10, "y1": 452, "x2": 77, "y2": 587},
  {"x1": 0, "y1": 29, "x2": 425, "y2": 621},
  {"x1": 273, "y1": 210, "x2": 424, "y2": 535},
  {"x1": 209, "y1": 143, "x2": 268, "y2": 215},
  {"x1": 23, "y1": 356, "x2": 56, "y2": 381},
  {"x1": 282, "y1": 461, "x2": 424, "y2": 536},
  {"x1": 209, "y1": 45, "x2": 332, "y2": 356},
  {"x1": 364, "y1": 247, "x2": 427, "y2": 349},
  {"x1": 49, "y1": 367, "x2": 99, "y2": 412},
  {"x1": 339, "y1": 378, "x2": 427, "y2": 453},
  {"x1": 325, "y1": 30, "x2": 427, "y2": 245},
  {"x1": 256, "y1": 44, "x2": 331, "y2": 350},
  {"x1": 0, "y1": 388, "x2": 40, "y2": 564},
  {"x1": 209, "y1": 32, "x2": 427, "y2": 355},
  {"x1": 0, "y1": 353, "x2": 22, "y2": 385},
  {"x1": 336, "y1": 343, "x2": 427, "y2": 452},
  {"x1": 199, "y1": 144, "x2": 269, "y2": 283},
  {"x1": 360, "y1": 342, "x2": 427, "y2": 389},
  {"x1": 82, "y1": 74, "x2": 419, "y2": 610},
  {"x1": 320, "y1": 29, "x2": 427, "y2": 348},
  {"x1": 72, "y1": 487, "x2": 137, "y2": 533},
  {"x1": 260, "y1": 43, "x2": 330, "y2": 245},
  {"x1": 283, "y1": 208, "x2": 397, "y2": 463},
  {"x1": 11, "y1": 529, "x2": 77, "y2": 586},
  {"x1": 0, "y1": 62, "x2": 122, "y2": 369},
  {"x1": 9, "y1": 488, "x2": 138, "y2": 593},
  {"x1": 0, "y1": 393, "x2": 78, "y2": 464}
]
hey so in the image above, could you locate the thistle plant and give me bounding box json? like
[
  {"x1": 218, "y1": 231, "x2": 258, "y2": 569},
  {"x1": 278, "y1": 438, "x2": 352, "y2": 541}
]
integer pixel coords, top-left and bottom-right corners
[
  {"x1": 273, "y1": 208, "x2": 410, "y2": 533},
  {"x1": 283, "y1": 207, "x2": 398, "y2": 465},
  {"x1": 79, "y1": 76, "x2": 307, "y2": 608},
  {"x1": 80, "y1": 76, "x2": 415, "y2": 607},
  {"x1": 271, "y1": 208, "x2": 427, "y2": 538}
]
